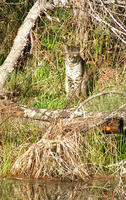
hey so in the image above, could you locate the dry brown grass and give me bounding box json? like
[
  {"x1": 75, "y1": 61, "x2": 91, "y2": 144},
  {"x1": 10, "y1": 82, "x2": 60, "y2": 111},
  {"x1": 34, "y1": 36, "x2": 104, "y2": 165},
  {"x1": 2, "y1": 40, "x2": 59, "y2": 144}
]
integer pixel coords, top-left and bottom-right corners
[
  {"x1": 10, "y1": 91, "x2": 126, "y2": 180},
  {"x1": 10, "y1": 124, "x2": 89, "y2": 180},
  {"x1": 95, "y1": 67, "x2": 126, "y2": 92}
]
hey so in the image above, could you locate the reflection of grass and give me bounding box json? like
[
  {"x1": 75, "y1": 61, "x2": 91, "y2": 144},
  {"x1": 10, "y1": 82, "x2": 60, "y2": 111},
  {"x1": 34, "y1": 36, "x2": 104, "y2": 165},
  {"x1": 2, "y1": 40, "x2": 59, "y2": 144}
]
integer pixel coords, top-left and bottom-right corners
[{"x1": 1, "y1": 178, "x2": 126, "y2": 200}]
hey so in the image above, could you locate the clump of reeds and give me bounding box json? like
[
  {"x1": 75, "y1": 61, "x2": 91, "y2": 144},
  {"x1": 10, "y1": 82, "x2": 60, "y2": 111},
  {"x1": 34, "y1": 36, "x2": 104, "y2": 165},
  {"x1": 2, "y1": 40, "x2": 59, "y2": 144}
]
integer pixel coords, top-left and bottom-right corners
[{"x1": 10, "y1": 125, "x2": 89, "y2": 180}]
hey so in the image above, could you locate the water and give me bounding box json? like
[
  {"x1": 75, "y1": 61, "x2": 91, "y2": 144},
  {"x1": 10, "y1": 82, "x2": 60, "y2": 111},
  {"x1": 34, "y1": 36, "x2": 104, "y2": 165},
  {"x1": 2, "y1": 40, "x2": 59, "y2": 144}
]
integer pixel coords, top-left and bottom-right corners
[{"x1": 0, "y1": 177, "x2": 126, "y2": 199}]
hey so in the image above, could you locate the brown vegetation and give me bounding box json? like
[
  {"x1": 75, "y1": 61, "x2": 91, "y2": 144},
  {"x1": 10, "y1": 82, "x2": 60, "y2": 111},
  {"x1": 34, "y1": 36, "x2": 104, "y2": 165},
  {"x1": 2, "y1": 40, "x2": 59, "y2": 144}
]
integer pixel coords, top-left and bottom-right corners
[{"x1": 0, "y1": 0, "x2": 126, "y2": 181}]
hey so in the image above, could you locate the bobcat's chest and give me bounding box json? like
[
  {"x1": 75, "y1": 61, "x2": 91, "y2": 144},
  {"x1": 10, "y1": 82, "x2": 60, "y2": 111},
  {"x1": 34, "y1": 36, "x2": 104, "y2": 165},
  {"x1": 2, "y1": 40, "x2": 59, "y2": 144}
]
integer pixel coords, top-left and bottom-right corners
[{"x1": 65, "y1": 62, "x2": 82, "y2": 81}]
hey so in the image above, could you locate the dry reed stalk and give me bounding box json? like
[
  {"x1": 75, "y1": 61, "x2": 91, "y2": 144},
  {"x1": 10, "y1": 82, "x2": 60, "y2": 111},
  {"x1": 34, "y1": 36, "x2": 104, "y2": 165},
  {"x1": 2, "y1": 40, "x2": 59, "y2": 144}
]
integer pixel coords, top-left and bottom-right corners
[{"x1": 10, "y1": 125, "x2": 89, "y2": 180}]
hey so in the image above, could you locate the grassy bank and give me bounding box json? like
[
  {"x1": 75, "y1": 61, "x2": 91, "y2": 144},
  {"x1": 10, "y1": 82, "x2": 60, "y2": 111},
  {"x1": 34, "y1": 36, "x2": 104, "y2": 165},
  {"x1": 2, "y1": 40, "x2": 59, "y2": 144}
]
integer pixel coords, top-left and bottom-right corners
[
  {"x1": 0, "y1": 118, "x2": 126, "y2": 180},
  {"x1": 0, "y1": 5, "x2": 126, "y2": 180}
]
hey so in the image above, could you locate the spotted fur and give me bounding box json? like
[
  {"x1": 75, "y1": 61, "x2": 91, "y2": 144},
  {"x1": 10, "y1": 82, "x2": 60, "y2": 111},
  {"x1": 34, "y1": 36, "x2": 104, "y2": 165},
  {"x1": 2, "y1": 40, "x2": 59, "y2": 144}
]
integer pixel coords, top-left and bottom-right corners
[{"x1": 64, "y1": 44, "x2": 88, "y2": 98}]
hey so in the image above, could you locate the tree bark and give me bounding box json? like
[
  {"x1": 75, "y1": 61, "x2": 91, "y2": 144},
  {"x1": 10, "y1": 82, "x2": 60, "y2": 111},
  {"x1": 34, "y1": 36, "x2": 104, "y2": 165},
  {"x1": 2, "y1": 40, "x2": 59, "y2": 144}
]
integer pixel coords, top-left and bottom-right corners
[{"x1": 0, "y1": 0, "x2": 54, "y2": 92}]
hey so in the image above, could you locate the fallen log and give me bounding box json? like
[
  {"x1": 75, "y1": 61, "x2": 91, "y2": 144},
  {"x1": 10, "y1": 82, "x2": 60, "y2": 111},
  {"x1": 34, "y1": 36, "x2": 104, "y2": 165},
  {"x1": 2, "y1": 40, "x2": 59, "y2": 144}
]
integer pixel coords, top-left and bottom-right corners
[{"x1": 0, "y1": 99, "x2": 125, "y2": 133}]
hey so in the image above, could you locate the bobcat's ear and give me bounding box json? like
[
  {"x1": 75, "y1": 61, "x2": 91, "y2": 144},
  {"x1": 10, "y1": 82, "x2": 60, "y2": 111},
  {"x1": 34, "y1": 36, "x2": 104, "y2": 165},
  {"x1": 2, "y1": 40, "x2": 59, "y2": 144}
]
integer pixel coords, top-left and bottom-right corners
[{"x1": 63, "y1": 44, "x2": 68, "y2": 52}]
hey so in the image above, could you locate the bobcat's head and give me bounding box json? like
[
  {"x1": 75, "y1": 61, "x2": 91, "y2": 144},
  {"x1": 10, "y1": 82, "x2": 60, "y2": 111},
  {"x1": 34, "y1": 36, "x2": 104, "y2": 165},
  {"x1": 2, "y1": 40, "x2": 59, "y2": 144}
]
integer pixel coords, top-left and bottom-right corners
[{"x1": 64, "y1": 45, "x2": 81, "y2": 63}]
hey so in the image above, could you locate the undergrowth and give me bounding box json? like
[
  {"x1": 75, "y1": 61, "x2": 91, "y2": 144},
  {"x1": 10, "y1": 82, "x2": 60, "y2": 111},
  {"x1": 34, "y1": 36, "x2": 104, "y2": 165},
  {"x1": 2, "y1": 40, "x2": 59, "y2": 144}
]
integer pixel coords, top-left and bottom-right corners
[
  {"x1": 0, "y1": 121, "x2": 126, "y2": 179},
  {"x1": 2, "y1": 7, "x2": 125, "y2": 110},
  {"x1": 0, "y1": 3, "x2": 126, "y2": 179}
]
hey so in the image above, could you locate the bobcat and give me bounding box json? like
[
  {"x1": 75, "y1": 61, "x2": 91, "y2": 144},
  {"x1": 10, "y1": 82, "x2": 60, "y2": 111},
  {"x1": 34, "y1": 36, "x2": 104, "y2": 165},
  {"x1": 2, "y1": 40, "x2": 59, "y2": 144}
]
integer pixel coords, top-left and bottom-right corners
[{"x1": 64, "y1": 44, "x2": 88, "y2": 98}]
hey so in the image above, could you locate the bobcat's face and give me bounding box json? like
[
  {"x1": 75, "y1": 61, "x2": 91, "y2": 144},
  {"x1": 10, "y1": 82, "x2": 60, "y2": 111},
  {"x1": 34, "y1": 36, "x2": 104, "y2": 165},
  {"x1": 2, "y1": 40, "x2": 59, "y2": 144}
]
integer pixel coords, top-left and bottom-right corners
[{"x1": 64, "y1": 45, "x2": 81, "y2": 63}]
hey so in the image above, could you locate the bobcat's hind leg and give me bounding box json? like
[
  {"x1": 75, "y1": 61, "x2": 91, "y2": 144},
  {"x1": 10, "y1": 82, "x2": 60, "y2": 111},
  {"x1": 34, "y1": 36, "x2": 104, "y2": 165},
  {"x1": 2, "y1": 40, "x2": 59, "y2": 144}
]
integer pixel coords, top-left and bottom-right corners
[{"x1": 74, "y1": 78, "x2": 82, "y2": 98}]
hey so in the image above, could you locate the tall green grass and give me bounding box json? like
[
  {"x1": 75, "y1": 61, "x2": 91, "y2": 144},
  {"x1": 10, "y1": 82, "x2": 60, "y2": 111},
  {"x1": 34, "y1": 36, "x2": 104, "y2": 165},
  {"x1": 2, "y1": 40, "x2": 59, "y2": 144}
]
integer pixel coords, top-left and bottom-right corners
[{"x1": 4, "y1": 7, "x2": 125, "y2": 110}]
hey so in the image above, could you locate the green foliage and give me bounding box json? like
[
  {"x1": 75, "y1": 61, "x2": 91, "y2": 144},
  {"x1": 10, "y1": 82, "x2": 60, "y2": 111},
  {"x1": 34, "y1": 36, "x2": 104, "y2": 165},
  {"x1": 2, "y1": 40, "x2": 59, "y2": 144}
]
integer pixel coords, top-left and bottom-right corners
[
  {"x1": 0, "y1": 3, "x2": 126, "y2": 178},
  {"x1": 1, "y1": 4, "x2": 125, "y2": 109},
  {"x1": 84, "y1": 130, "x2": 126, "y2": 175},
  {"x1": 0, "y1": 120, "x2": 42, "y2": 176}
]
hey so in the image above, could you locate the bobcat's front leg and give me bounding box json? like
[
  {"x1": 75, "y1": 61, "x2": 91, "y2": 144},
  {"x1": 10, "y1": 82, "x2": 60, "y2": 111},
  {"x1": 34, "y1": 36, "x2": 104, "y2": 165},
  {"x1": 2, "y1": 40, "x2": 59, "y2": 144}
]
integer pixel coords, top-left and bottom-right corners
[{"x1": 65, "y1": 76, "x2": 74, "y2": 98}]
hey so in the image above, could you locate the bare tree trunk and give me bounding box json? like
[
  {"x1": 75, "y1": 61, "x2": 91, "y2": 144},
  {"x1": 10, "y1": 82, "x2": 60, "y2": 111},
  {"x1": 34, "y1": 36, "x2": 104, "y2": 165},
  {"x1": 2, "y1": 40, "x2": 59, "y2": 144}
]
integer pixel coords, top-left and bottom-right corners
[{"x1": 0, "y1": 0, "x2": 54, "y2": 92}]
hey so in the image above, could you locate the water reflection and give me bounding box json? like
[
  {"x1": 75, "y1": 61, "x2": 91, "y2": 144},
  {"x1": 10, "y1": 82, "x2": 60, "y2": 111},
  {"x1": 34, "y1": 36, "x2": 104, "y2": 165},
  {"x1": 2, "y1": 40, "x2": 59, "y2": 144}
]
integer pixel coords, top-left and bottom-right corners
[{"x1": 0, "y1": 177, "x2": 126, "y2": 199}]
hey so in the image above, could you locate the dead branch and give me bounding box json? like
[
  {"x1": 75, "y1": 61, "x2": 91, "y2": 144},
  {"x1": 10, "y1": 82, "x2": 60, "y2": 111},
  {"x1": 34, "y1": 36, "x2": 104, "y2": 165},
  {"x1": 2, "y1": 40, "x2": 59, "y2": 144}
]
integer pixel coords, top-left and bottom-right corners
[
  {"x1": 0, "y1": 91, "x2": 125, "y2": 132},
  {"x1": 71, "y1": 91, "x2": 126, "y2": 119},
  {"x1": 68, "y1": 0, "x2": 126, "y2": 44}
]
